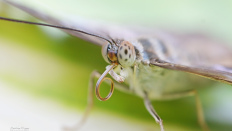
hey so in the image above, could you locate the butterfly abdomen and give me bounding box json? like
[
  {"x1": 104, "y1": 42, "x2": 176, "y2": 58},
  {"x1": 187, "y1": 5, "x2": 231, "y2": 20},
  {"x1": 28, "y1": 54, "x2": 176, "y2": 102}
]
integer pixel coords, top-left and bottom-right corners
[{"x1": 131, "y1": 64, "x2": 212, "y2": 100}]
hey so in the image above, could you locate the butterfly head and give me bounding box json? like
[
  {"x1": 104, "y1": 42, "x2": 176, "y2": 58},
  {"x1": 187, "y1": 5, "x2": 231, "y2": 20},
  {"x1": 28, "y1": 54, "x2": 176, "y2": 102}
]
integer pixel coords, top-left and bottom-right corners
[{"x1": 102, "y1": 41, "x2": 136, "y2": 67}]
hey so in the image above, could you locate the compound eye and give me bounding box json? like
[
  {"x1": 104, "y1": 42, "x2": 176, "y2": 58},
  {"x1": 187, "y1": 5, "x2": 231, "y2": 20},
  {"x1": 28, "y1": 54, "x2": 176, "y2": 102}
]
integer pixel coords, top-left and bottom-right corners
[
  {"x1": 101, "y1": 43, "x2": 110, "y2": 64},
  {"x1": 117, "y1": 41, "x2": 136, "y2": 67}
]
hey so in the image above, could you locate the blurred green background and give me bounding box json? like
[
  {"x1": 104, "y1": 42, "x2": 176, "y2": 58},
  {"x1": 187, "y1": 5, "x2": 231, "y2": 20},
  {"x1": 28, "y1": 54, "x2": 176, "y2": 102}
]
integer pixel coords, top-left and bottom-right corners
[{"x1": 0, "y1": 0, "x2": 232, "y2": 131}]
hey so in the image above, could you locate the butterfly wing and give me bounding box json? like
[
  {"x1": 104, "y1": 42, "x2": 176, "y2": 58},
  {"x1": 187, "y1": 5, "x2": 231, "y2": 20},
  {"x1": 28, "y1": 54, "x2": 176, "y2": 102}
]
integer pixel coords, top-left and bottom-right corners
[
  {"x1": 147, "y1": 34, "x2": 232, "y2": 85},
  {"x1": 150, "y1": 59, "x2": 232, "y2": 84},
  {"x1": 4, "y1": 0, "x2": 138, "y2": 46}
]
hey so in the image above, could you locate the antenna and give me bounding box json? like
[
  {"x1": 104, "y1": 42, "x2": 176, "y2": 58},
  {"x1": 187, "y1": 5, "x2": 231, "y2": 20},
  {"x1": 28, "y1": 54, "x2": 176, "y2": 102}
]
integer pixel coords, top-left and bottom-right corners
[{"x1": 0, "y1": 16, "x2": 113, "y2": 45}]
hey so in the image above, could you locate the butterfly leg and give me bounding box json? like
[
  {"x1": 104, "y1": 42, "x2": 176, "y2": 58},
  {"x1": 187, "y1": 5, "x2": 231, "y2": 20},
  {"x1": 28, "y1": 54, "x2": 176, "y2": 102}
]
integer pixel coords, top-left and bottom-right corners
[
  {"x1": 63, "y1": 70, "x2": 131, "y2": 131},
  {"x1": 162, "y1": 90, "x2": 209, "y2": 131},
  {"x1": 194, "y1": 90, "x2": 210, "y2": 131},
  {"x1": 63, "y1": 71, "x2": 98, "y2": 131},
  {"x1": 144, "y1": 91, "x2": 164, "y2": 131}
]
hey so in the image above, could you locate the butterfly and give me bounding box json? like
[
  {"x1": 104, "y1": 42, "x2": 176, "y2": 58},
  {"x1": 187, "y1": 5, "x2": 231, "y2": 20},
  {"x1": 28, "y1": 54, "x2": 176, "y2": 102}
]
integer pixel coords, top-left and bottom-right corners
[{"x1": 1, "y1": 0, "x2": 232, "y2": 131}]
